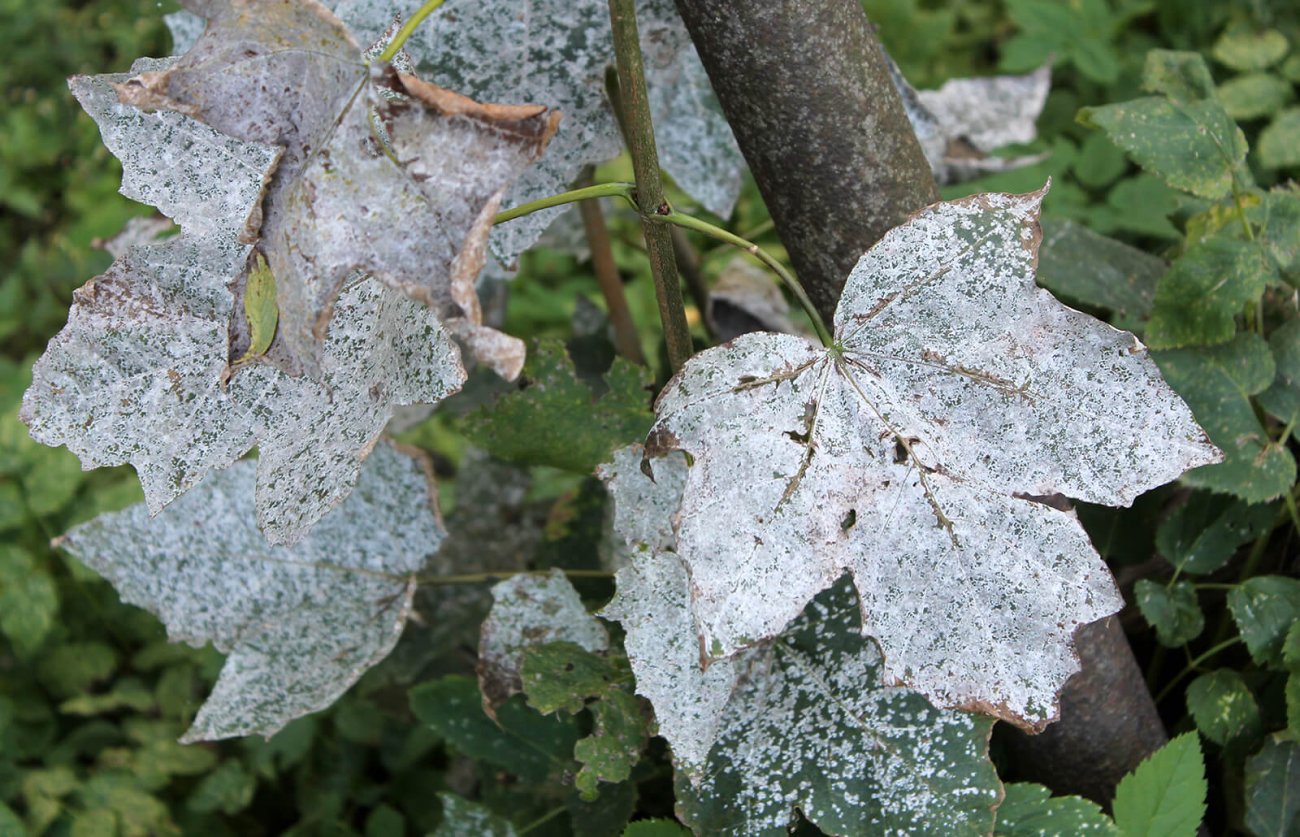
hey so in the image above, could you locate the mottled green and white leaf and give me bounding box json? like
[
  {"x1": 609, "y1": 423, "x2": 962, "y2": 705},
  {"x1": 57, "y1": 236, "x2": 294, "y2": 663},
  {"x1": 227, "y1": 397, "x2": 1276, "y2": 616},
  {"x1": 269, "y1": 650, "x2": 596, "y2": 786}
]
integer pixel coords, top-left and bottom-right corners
[
  {"x1": 1229, "y1": 576, "x2": 1300, "y2": 669},
  {"x1": 58, "y1": 441, "x2": 443, "y2": 742},
  {"x1": 1136, "y1": 580, "x2": 1204, "y2": 647},
  {"x1": 1186, "y1": 670, "x2": 1262, "y2": 747},
  {"x1": 646, "y1": 187, "x2": 1216, "y2": 727},
  {"x1": 994, "y1": 783, "x2": 1116, "y2": 836}
]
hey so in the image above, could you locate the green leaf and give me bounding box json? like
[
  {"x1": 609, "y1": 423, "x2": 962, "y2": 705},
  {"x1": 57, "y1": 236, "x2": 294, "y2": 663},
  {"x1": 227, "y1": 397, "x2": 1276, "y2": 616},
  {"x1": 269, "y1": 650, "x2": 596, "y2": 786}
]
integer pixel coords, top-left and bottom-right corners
[
  {"x1": 1074, "y1": 132, "x2": 1128, "y2": 189},
  {"x1": 187, "y1": 760, "x2": 255, "y2": 815},
  {"x1": 1081, "y1": 52, "x2": 1248, "y2": 199},
  {"x1": 573, "y1": 691, "x2": 646, "y2": 801},
  {"x1": 365, "y1": 804, "x2": 406, "y2": 837},
  {"x1": 569, "y1": 779, "x2": 638, "y2": 837},
  {"x1": 1036, "y1": 218, "x2": 1163, "y2": 327},
  {"x1": 1213, "y1": 25, "x2": 1291, "y2": 72},
  {"x1": 1145, "y1": 238, "x2": 1272, "y2": 348},
  {"x1": 1156, "y1": 493, "x2": 1277, "y2": 575},
  {"x1": 521, "y1": 643, "x2": 632, "y2": 716},
  {"x1": 1287, "y1": 672, "x2": 1300, "y2": 740},
  {"x1": 462, "y1": 339, "x2": 652, "y2": 473},
  {"x1": 0, "y1": 545, "x2": 57, "y2": 657},
  {"x1": 993, "y1": 783, "x2": 1116, "y2": 835},
  {"x1": 1229, "y1": 576, "x2": 1300, "y2": 669},
  {"x1": 59, "y1": 679, "x2": 155, "y2": 717},
  {"x1": 1260, "y1": 110, "x2": 1300, "y2": 170},
  {"x1": 1135, "y1": 580, "x2": 1204, "y2": 647},
  {"x1": 1261, "y1": 319, "x2": 1300, "y2": 424},
  {"x1": 622, "y1": 820, "x2": 691, "y2": 837},
  {"x1": 1112, "y1": 732, "x2": 1207, "y2": 837},
  {"x1": 1218, "y1": 73, "x2": 1293, "y2": 122},
  {"x1": 434, "y1": 793, "x2": 518, "y2": 837},
  {"x1": 37, "y1": 642, "x2": 117, "y2": 699},
  {"x1": 1244, "y1": 736, "x2": 1300, "y2": 837},
  {"x1": 1143, "y1": 50, "x2": 1217, "y2": 101},
  {"x1": 0, "y1": 804, "x2": 24, "y2": 837},
  {"x1": 1248, "y1": 189, "x2": 1300, "y2": 284},
  {"x1": 1185, "y1": 670, "x2": 1262, "y2": 747},
  {"x1": 1155, "y1": 334, "x2": 1296, "y2": 503},
  {"x1": 409, "y1": 675, "x2": 578, "y2": 783}
]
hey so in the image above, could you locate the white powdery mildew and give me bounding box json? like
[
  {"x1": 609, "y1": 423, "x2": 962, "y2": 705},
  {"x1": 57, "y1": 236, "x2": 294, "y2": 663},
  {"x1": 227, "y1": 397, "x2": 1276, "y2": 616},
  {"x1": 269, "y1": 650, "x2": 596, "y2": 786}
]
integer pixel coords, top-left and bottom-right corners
[
  {"x1": 648, "y1": 187, "x2": 1220, "y2": 728},
  {"x1": 673, "y1": 582, "x2": 1001, "y2": 836},
  {"x1": 332, "y1": 0, "x2": 743, "y2": 265},
  {"x1": 478, "y1": 569, "x2": 609, "y2": 710},
  {"x1": 69, "y1": 59, "x2": 281, "y2": 241},
  {"x1": 164, "y1": 10, "x2": 205, "y2": 55},
  {"x1": 58, "y1": 441, "x2": 444, "y2": 742},
  {"x1": 21, "y1": 235, "x2": 258, "y2": 515}
]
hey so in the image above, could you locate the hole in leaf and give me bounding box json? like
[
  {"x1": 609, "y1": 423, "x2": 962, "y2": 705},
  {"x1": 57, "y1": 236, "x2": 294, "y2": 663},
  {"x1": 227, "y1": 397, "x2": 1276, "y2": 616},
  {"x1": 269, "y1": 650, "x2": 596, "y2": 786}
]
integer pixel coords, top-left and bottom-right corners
[{"x1": 840, "y1": 509, "x2": 857, "y2": 531}]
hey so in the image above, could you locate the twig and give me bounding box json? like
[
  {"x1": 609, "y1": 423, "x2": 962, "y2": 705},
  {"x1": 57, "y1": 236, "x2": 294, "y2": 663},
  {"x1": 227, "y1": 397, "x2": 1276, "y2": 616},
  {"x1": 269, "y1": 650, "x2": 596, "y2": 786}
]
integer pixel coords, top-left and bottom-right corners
[{"x1": 576, "y1": 167, "x2": 647, "y2": 365}]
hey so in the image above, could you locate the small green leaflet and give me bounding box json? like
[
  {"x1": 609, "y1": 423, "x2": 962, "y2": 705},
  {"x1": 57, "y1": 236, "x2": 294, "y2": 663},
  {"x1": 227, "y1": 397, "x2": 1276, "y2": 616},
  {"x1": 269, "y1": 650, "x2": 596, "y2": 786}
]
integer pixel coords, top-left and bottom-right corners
[
  {"x1": 232, "y1": 252, "x2": 278, "y2": 367},
  {"x1": 1112, "y1": 732, "x2": 1207, "y2": 837}
]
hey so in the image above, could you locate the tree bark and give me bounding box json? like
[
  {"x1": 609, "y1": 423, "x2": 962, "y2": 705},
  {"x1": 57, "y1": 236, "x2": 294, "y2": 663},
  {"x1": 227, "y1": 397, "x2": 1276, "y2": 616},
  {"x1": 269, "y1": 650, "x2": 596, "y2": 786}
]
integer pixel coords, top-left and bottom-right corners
[
  {"x1": 671, "y1": 0, "x2": 937, "y2": 324},
  {"x1": 675, "y1": 0, "x2": 1168, "y2": 805}
]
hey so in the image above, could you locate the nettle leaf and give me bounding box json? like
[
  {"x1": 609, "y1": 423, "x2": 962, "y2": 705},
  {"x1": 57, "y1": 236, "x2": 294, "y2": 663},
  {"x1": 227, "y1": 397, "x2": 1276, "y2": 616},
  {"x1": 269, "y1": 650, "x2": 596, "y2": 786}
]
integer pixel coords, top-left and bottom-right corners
[
  {"x1": 599, "y1": 448, "x2": 1001, "y2": 833},
  {"x1": 23, "y1": 236, "x2": 467, "y2": 543},
  {"x1": 478, "y1": 570, "x2": 610, "y2": 714},
  {"x1": 645, "y1": 187, "x2": 1216, "y2": 727},
  {"x1": 334, "y1": 0, "x2": 743, "y2": 263},
  {"x1": 1081, "y1": 50, "x2": 1248, "y2": 200},
  {"x1": 1185, "y1": 670, "x2": 1262, "y2": 748},
  {"x1": 122, "y1": 0, "x2": 557, "y2": 375},
  {"x1": 1135, "y1": 580, "x2": 1204, "y2": 648},
  {"x1": 993, "y1": 783, "x2": 1116, "y2": 836},
  {"x1": 1244, "y1": 735, "x2": 1300, "y2": 837},
  {"x1": 1112, "y1": 732, "x2": 1207, "y2": 837},
  {"x1": 889, "y1": 53, "x2": 1052, "y2": 184},
  {"x1": 1155, "y1": 333, "x2": 1295, "y2": 504},
  {"x1": 1229, "y1": 576, "x2": 1300, "y2": 669},
  {"x1": 58, "y1": 441, "x2": 442, "y2": 742},
  {"x1": 1145, "y1": 238, "x2": 1274, "y2": 349},
  {"x1": 1155, "y1": 494, "x2": 1277, "y2": 575},
  {"x1": 462, "y1": 339, "x2": 653, "y2": 474}
]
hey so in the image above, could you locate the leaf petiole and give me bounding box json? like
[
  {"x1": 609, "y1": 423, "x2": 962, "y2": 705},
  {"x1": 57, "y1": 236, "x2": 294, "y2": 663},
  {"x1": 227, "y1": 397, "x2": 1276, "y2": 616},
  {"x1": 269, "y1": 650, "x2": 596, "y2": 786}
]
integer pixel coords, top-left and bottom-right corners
[
  {"x1": 659, "y1": 210, "x2": 833, "y2": 347},
  {"x1": 377, "y1": 0, "x2": 448, "y2": 63},
  {"x1": 493, "y1": 182, "x2": 638, "y2": 225}
]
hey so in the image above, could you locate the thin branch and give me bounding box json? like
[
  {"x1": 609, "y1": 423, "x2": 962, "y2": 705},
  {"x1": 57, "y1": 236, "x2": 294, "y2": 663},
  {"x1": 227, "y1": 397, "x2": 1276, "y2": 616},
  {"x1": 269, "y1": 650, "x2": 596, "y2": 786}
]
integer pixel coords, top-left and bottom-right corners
[
  {"x1": 670, "y1": 226, "x2": 716, "y2": 341},
  {"x1": 576, "y1": 167, "x2": 647, "y2": 365},
  {"x1": 494, "y1": 182, "x2": 637, "y2": 225},
  {"x1": 608, "y1": 0, "x2": 693, "y2": 373}
]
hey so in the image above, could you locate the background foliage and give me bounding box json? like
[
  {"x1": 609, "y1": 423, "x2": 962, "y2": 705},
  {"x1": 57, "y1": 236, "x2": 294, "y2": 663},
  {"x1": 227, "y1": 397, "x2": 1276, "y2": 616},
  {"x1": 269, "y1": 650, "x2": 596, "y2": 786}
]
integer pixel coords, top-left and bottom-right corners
[{"x1": 1, "y1": 0, "x2": 1298, "y2": 833}]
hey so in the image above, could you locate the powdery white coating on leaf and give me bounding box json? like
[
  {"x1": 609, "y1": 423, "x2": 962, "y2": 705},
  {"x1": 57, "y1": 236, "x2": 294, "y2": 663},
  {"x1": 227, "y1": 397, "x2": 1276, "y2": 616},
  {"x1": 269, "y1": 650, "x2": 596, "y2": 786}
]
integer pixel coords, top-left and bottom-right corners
[
  {"x1": 228, "y1": 279, "x2": 466, "y2": 544},
  {"x1": 332, "y1": 0, "x2": 743, "y2": 265},
  {"x1": 69, "y1": 60, "x2": 281, "y2": 242},
  {"x1": 674, "y1": 581, "x2": 1000, "y2": 836},
  {"x1": 58, "y1": 441, "x2": 443, "y2": 742},
  {"x1": 598, "y1": 444, "x2": 687, "y2": 556},
  {"x1": 884, "y1": 50, "x2": 1052, "y2": 185},
  {"x1": 648, "y1": 187, "x2": 1219, "y2": 727},
  {"x1": 21, "y1": 235, "x2": 257, "y2": 515},
  {"x1": 164, "y1": 10, "x2": 205, "y2": 55},
  {"x1": 479, "y1": 570, "x2": 609, "y2": 712}
]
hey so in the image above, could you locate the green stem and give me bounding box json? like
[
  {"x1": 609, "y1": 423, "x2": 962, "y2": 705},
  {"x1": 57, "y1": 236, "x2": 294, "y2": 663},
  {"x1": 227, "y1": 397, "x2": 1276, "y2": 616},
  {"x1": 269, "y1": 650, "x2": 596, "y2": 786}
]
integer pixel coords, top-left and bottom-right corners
[
  {"x1": 416, "y1": 569, "x2": 614, "y2": 587},
  {"x1": 1154, "y1": 637, "x2": 1242, "y2": 704},
  {"x1": 662, "y1": 211, "x2": 833, "y2": 347},
  {"x1": 494, "y1": 182, "x2": 637, "y2": 225},
  {"x1": 377, "y1": 0, "x2": 447, "y2": 63},
  {"x1": 608, "y1": 0, "x2": 694, "y2": 373}
]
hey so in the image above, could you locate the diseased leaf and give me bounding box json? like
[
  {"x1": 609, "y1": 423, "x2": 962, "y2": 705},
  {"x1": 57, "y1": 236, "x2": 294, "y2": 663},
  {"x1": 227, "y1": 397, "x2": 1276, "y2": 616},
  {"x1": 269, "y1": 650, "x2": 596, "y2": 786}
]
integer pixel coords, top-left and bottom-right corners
[
  {"x1": 1213, "y1": 25, "x2": 1291, "y2": 73},
  {"x1": 23, "y1": 236, "x2": 467, "y2": 542},
  {"x1": 1186, "y1": 670, "x2": 1262, "y2": 747},
  {"x1": 645, "y1": 187, "x2": 1216, "y2": 726},
  {"x1": 1244, "y1": 736, "x2": 1300, "y2": 837},
  {"x1": 1229, "y1": 576, "x2": 1300, "y2": 669},
  {"x1": 1155, "y1": 494, "x2": 1277, "y2": 575},
  {"x1": 1112, "y1": 732, "x2": 1207, "y2": 837},
  {"x1": 993, "y1": 783, "x2": 1116, "y2": 836},
  {"x1": 1081, "y1": 51, "x2": 1248, "y2": 200},
  {"x1": 1145, "y1": 238, "x2": 1273, "y2": 349},
  {"x1": 121, "y1": 0, "x2": 557, "y2": 375},
  {"x1": 434, "y1": 793, "x2": 518, "y2": 837},
  {"x1": 478, "y1": 570, "x2": 609, "y2": 714},
  {"x1": 1155, "y1": 334, "x2": 1295, "y2": 504},
  {"x1": 887, "y1": 52, "x2": 1051, "y2": 184},
  {"x1": 600, "y1": 447, "x2": 1001, "y2": 833},
  {"x1": 462, "y1": 339, "x2": 653, "y2": 474},
  {"x1": 334, "y1": 0, "x2": 743, "y2": 263},
  {"x1": 672, "y1": 580, "x2": 1001, "y2": 836},
  {"x1": 57, "y1": 441, "x2": 443, "y2": 742},
  {"x1": 1136, "y1": 580, "x2": 1204, "y2": 647}
]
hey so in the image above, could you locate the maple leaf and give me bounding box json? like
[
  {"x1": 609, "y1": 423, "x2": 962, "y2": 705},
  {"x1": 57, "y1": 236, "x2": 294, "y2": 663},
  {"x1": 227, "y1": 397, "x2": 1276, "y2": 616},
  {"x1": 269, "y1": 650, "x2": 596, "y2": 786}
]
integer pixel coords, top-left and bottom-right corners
[
  {"x1": 121, "y1": 0, "x2": 558, "y2": 376},
  {"x1": 643, "y1": 186, "x2": 1220, "y2": 728},
  {"x1": 332, "y1": 0, "x2": 744, "y2": 264},
  {"x1": 599, "y1": 447, "x2": 1001, "y2": 833},
  {"x1": 57, "y1": 441, "x2": 443, "y2": 742},
  {"x1": 22, "y1": 232, "x2": 466, "y2": 543},
  {"x1": 886, "y1": 52, "x2": 1052, "y2": 184}
]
